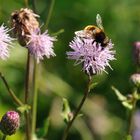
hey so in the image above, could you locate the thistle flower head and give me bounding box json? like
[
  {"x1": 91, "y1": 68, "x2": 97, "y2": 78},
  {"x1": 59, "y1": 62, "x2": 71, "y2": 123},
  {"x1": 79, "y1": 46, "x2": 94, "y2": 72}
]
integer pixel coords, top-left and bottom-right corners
[
  {"x1": 27, "y1": 29, "x2": 56, "y2": 63},
  {"x1": 0, "y1": 111, "x2": 20, "y2": 135},
  {"x1": 67, "y1": 14, "x2": 115, "y2": 76},
  {"x1": 11, "y1": 8, "x2": 39, "y2": 46},
  {"x1": 0, "y1": 25, "x2": 13, "y2": 60},
  {"x1": 67, "y1": 36, "x2": 115, "y2": 76}
]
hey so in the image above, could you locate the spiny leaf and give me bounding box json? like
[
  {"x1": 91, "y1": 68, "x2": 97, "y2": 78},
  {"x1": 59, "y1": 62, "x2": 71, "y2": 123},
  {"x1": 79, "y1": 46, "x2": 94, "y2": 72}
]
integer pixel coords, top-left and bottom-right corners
[
  {"x1": 61, "y1": 98, "x2": 71, "y2": 123},
  {"x1": 122, "y1": 102, "x2": 133, "y2": 110},
  {"x1": 89, "y1": 82, "x2": 98, "y2": 90},
  {"x1": 111, "y1": 86, "x2": 127, "y2": 101}
]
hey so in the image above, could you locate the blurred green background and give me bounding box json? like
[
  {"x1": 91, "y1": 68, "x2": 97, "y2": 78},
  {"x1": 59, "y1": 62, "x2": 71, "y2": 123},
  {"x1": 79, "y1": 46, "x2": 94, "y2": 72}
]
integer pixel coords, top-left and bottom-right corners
[{"x1": 0, "y1": 0, "x2": 140, "y2": 140}]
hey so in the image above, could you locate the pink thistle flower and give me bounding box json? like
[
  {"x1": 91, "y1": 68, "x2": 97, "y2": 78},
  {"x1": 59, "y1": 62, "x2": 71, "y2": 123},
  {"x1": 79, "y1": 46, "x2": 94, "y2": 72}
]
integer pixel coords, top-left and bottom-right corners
[
  {"x1": 0, "y1": 111, "x2": 20, "y2": 135},
  {"x1": 27, "y1": 29, "x2": 56, "y2": 63},
  {"x1": 0, "y1": 25, "x2": 13, "y2": 60},
  {"x1": 67, "y1": 37, "x2": 115, "y2": 76}
]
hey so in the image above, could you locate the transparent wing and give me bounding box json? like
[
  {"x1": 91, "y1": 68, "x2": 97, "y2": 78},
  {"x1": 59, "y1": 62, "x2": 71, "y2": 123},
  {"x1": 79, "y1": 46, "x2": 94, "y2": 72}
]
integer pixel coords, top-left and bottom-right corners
[
  {"x1": 75, "y1": 30, "x2": 86, "y2": 37},
  {"x1": 75, "y1": 30, "x2": 93, "y2": 39},
  {"x1": 96, "y1": 14, "x2": 104, "y2": 30}
]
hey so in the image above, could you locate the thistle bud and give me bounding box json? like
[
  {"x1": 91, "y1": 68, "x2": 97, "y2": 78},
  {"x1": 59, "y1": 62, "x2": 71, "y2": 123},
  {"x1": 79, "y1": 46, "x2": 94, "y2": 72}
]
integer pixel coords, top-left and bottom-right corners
[
  {"x1": 133, "y1": 42, "x2": 140, "y2": 66},
  {"x1": 11, "y1": 8, "x2": 39, "y2": 46},
  {"x1": 0, "y1": 111, "x2": 20, "y2": 135},
  {"x1": 130, "y1": 73, "x2": 140, "y2": 88}
]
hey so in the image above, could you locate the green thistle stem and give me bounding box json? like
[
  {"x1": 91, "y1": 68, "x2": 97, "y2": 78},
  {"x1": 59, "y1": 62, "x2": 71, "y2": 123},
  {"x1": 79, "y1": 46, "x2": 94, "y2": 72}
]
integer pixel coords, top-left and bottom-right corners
[
  {"x1": 24, "y1": 0, "x2": 31, "y2": 139},
  {"x1": 30, "y1": 1, "x2": 38, "y2": 139},
  {"x1": 25, "y1": 51, "x2": 31, "y2": 104},
  {"x1": 0, "y1": 72, "x2": 23, "y2": 106},
  {"x1": 24, "y1": 0, "x2": 29, "y2": 7},
  {"x1": 45, "y1": 0, "x2": 55, "y2": 28},
  {"x1": 31, "y1": 59, "x2": 38, "y2": 138},
  {"x1": 32, "y1": 0, "x2": 37, "y2": 13},
  {"x1": 30, "y1": 0, "x2": 55, "y2": 138},
  {"x1": 62, "y1": 76, "x2": 92, "y2": 140},
  {"x1": 25, "y1": 51, "x2": 32, "y2": 140},
  {"x1": 2, "y1": 135, "x2": 6, "y2": 140},
  {"x1": 127, "y1": 88, "x2": 137, "y2": 135},
  {"x1": 52, "y1": 29, "x2": 64, "y2": 36}
]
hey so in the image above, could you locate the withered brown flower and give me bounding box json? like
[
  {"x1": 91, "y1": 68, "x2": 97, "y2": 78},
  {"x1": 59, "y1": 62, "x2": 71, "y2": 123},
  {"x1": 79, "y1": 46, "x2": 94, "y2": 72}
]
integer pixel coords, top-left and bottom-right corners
[{"x1": 11, "y1": 8, "x2": 39, "y2": 46}]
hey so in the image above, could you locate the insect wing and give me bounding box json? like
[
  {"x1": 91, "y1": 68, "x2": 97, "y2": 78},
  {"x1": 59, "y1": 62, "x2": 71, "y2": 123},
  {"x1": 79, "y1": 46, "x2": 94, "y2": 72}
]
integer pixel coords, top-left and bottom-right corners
[
  {"x1": 96, "y1": 14, "x2": 104, "y2": 31},
  {"x1": 75, "y1": 30, "x2": 87, "y2": 38}
]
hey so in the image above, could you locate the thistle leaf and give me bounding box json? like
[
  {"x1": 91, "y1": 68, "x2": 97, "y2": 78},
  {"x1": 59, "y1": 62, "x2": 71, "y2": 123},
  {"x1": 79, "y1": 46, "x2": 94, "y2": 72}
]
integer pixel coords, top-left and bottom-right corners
[
  {"x1": 89, "y1": 82, "x2": 98, "y2": 90},
  {"x1": 61, "y1": 98, "x2": 71, "y2": 123},
  {"x1": 111, "y1": 86, "x2": 127, "y2": 101},
  {"x1": 122, "y1": 102, "x2": 133, "y2": 110}
]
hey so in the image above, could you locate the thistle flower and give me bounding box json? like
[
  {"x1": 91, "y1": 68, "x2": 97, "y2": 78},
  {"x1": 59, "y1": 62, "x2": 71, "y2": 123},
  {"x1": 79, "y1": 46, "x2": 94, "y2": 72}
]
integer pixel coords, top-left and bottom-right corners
[
  {"x1": 0, "y1": 25, "x2": 13, "y2": 60},
  {"x1": 11, "y1": 8, "x2": 56, "y2": 62},
  {"x1": 0, "y1": 111, "x2": 20, "y2": 135},
  {"x1": 11, "y1": 8, "x2": 39, "y2": 46},
  {"x1": 67, "y1": 37, "x2": 115, "y2": 76},
  {"x1": 27, "y1": 29, "x2": 56, "y2": 63}
]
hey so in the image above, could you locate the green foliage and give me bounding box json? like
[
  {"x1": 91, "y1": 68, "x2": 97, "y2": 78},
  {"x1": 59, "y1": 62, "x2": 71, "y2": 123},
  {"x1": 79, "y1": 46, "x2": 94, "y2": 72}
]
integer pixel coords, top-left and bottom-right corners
[
  {"x1": 17, "y1": 104, "x2": 31, "y2": 113},
  {"x1": 61, "y1": 98, "x2": 71, "y2": 123},
  {"x1": 124, "y1": 135, "x2": 132, "y2": 140},
  {"x1": 89, "y1": 82, "x2": 98, "y2": 91},
  {"x1": 111, "y1": 86, "x2": 138, "y2": 110},
  {"x1": 36, "y1": 117, "x2": 50, "y2": 138},
  {"x1": 111, "y1": 86, "x2": 127, "y2": 101},
  {"x1": 111, "y1": 86, "x2": 133, "y2": 109},
  {"x1": 0, "y1": 0, "x2": 140, "y2": 140}
]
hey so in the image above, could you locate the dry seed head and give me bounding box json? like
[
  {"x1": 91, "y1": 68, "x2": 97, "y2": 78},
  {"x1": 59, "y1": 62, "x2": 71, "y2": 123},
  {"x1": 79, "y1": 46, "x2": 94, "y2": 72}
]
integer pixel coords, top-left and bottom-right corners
[{"x1": 11, "y1": 8, "x2": 39, "y2": 46}]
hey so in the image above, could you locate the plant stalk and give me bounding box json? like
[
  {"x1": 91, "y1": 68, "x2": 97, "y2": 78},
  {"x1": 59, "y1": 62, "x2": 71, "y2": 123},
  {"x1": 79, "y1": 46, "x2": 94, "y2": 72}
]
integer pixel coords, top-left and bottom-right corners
[
  {"x1": 0, "y1": 72, "x2": 23, "y2": 106},
  {"x1": 25, "y1": 51, "x2": 32, "y2": 140},
  {"x1": 32, "y1": 0, "x2": 37, "y2": 13},
  {"x1": 25, "y1": 51, "x2": 31, "y2": 104},
  {"x1": 31, "y1": 59, "x2": 38, "y2": 139},
  {"x1": 45, "y1": 0, "x2": 55, "y2": 28},
  {"x1": 127, "y1": 88, "x2": 137, "y2": 135},
  {"x1": 24, "y1": 0, "x2": 31, "y2": 138},
  {"x1": 30, "y1": 0, "x2": 55, "y2": 138},
  {"x1": 62, "y1": 76, "x2": 92, "y2": 140},
  {"x1": 2, "y1": 135, "x2": 6, "y2": 140},
  {"x1": 24, "y1": 0, "x2": 29, "y2": 7}
]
